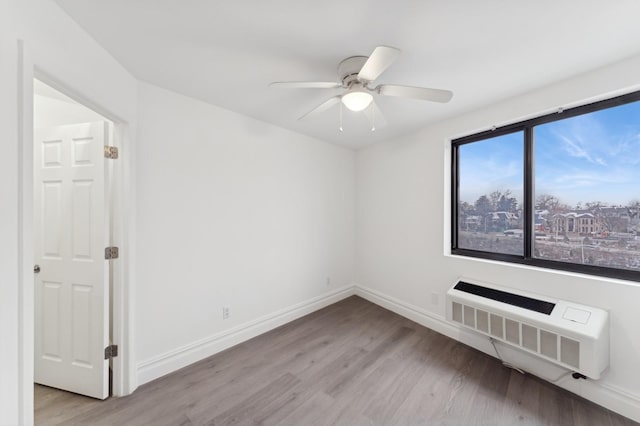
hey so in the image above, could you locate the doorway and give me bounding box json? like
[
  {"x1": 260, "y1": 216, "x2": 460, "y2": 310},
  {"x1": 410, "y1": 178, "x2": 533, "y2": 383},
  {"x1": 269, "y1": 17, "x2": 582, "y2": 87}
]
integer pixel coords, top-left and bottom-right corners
[{"x1": 33, "y1": 78, "x2": 115, "y2": 400}]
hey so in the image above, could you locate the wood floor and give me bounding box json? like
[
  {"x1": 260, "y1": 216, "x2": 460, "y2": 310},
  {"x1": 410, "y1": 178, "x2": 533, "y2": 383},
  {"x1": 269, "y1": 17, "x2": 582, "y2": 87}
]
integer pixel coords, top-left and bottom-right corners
[{"x1": 35, "y1": 296, "x2": 638, "y2": 426}]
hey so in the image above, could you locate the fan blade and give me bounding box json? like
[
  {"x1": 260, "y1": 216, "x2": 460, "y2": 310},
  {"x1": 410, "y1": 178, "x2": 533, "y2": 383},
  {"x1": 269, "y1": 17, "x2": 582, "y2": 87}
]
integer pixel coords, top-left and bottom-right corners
[
  {"x1": 357, "y1": 46, "x2": 401, "y2": 82},
  {"x1": 377, "y1": 84, "x2": 453, "y2": 103},
  {"x1": 298, "y1": 96, "x2": 341, "y2": 120},
  {"x1": 270, "y1": 81, "x2": 341, "y2": 89}
]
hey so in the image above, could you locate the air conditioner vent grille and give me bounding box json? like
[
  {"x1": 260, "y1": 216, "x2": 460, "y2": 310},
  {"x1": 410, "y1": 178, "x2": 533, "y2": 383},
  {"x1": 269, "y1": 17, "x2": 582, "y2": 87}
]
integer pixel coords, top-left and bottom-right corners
[
  {"x1": 446, "y1": 280, "x2": 608, "y2": 379},
  {"x1": 522, "y1": 324, "x2": 537, "y2": 351},
  {"x1": 490, "y1": 313, "x2": 504, "y2": 338},
  {"x1": 450, "y1": 301, "x2": 581, "y2": 370}
]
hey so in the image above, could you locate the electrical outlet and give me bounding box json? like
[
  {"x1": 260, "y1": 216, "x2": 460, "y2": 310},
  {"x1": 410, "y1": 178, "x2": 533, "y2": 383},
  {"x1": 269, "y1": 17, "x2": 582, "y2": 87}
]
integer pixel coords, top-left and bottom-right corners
[{"x1": 222, "y1": 307, "x2": 230, "y2": 320}]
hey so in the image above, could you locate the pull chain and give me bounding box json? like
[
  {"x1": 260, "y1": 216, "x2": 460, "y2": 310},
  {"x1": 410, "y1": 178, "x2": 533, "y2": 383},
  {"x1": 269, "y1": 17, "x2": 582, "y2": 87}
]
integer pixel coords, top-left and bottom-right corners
[
  {"x1": 370, "y1": 104, "x2": 376, "y2": 132},
  {"x1": 339, "y1": 101, "x2": 344, "y2": 132}
]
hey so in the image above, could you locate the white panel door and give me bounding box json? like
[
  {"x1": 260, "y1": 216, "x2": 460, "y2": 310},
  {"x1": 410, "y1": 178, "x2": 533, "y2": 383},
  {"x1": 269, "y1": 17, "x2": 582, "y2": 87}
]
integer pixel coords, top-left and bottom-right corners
[{"x1": 34, "y1": 122, "x2": 109, "y2": 399}]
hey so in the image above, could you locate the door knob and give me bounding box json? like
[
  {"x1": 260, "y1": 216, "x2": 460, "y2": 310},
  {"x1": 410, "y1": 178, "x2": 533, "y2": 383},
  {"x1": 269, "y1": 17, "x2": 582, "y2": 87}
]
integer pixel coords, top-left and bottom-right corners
[{"x1": 34, "y1": 265, "x2": 41, "y2": 274}]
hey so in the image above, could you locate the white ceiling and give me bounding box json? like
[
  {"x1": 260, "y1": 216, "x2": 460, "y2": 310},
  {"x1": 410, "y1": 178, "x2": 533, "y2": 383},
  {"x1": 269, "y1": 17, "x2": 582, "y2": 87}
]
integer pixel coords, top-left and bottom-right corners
[{"x1": 56, "y1": 0, "x2": 640, "y2": 149}]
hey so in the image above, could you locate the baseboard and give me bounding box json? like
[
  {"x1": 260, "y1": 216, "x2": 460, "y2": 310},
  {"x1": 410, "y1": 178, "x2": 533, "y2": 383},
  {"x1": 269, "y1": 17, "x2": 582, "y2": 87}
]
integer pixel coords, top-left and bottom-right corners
[
  {"x1": 137, "y1": 285, "x2": 355, "y2": 385},
  {"x1": 136, "y1": 282, "x2": 639, "y2": 423},
  {"x1": 354, "y1": 283, "x2": 640, "y2": 424}
]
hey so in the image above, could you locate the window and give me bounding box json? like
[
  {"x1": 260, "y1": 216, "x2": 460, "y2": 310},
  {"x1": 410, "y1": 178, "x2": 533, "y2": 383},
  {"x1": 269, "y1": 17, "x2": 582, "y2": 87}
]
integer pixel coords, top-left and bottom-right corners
[
  {"x1": 456, "y1": 131, "x2": 524, "y2": 256},
  {"x1": 452, "y1": 91, "x2": 640, "y2": 281}
]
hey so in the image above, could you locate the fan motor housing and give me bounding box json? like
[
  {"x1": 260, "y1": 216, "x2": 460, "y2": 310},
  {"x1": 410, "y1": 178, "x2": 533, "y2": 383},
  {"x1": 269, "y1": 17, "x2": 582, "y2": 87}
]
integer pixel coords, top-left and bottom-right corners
[{"x1": 338, "y1": 56, "x2": 368, "y2": 87}]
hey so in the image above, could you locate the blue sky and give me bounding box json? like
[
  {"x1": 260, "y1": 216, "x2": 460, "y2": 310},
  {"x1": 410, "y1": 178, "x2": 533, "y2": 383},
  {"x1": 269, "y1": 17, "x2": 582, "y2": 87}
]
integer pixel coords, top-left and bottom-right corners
[
  {"x1": 459, "y1": 131, "x2": 524, "y2": 206},
  {"x1": 459, "y1": 100, "x2": 640, "y2": 208}
]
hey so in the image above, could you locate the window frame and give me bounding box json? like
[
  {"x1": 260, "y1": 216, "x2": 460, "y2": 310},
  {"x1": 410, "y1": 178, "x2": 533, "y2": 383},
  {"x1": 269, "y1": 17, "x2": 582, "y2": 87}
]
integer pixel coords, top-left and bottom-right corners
[{"x1": 451, "y1": 90, "x2": 640, "y2": 282}]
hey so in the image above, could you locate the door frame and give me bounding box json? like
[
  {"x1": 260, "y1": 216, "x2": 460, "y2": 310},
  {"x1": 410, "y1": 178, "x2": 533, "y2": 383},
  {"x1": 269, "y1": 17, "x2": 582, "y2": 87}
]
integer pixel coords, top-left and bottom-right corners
[{"x1": 17, "y1": 41, "x2": 136, "y2": 423}]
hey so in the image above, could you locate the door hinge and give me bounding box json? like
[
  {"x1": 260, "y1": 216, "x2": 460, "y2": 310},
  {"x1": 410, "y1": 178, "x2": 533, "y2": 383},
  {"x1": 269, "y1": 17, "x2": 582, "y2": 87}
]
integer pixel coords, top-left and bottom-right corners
[
  {"x1": 105, "y1": 246, "x2": 119, "y2": 260},
  {"x1": 104, "y1": 146, "x2": 119, "y2": 159},
  {"x1": 105, "y1": 345, "x2": 118, "y2": 359}
]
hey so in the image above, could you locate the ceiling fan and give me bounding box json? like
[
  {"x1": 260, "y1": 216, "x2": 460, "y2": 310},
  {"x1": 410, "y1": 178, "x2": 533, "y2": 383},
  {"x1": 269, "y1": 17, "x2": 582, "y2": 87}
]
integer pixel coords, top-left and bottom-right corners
[{"x1": 270, "y1": 46, "x2": 453, "y2": 130}]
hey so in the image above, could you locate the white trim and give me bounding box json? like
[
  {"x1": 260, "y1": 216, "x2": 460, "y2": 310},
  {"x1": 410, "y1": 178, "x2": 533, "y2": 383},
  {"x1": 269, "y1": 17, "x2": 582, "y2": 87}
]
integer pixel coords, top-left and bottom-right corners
[
  {"x1": 354, "y1": 283, "x2": 640, "y2": 423},
  {"x1": 137, "y1": 285, "x2": 355, "y2": 385},
  {"x1": 17, "y1": 38, "x2": 33, "y2": 426},
  {"x1": 29, "y1": 69, "x2": 135, "y2": 386},
  {"x1": 108, "y1": 120, "x2": 136, "y2": 396},
  {"x1": 20, "y1": 51, "x2": 137, "y2": 424}
]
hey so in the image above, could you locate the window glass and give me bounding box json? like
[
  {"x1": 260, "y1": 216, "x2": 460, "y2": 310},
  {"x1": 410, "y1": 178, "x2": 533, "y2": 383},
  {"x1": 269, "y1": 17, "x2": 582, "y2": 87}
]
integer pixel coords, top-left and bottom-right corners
[
  {"x1": 457, "y1": 132, "x2": 524, "y2": 255},
  {"x1": 533, "y1": 102, "x2": 640, "y2": 271},
  {"x1": 452, "y1": 91, "x2": 640, "y2": 280}
]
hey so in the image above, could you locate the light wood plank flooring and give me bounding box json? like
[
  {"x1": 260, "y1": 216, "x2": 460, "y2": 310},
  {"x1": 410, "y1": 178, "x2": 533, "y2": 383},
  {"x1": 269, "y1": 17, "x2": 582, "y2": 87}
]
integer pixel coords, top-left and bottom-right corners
[{"x1": 35, "y1": 296, "x2": 638, "y2": 425}]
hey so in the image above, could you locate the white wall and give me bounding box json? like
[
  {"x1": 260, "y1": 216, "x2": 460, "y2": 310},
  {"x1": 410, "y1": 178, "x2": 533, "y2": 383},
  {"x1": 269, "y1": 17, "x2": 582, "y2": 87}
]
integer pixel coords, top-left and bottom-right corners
[
  {"x1": 0, "y1": 2, "x2": 21, "y2": 424},
  {"x1": 3, "y1": 1, "x2": 355, "y2": 421},
  {"x1": 4, "y1": 1, "x2": 639, "y2": 424},
  {"x1": 135, "y1": 82, "x2": 355, "y2": 382},
  {"x1": 1, "y1": 0, "x2": 138, "y2": 423},
  {"x1": 355, "y1": 55, "x2": 640, "y2": 421}
]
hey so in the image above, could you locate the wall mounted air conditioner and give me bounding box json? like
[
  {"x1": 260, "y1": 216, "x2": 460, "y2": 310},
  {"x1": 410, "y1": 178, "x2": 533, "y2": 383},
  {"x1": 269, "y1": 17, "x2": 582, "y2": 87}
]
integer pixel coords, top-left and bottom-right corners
[{"x1": 446, "y1": 279, "x2": 609, "y2": 379}]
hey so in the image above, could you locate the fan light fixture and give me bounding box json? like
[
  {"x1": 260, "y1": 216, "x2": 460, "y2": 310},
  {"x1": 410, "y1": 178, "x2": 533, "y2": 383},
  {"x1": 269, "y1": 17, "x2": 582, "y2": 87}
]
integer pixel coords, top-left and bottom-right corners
[
  {"x1": 341, "y1": 89, "x2": 373, "y2": 112},
  {"x1": 270, "y1": 46, "x2": 454, "y2": 126}
]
